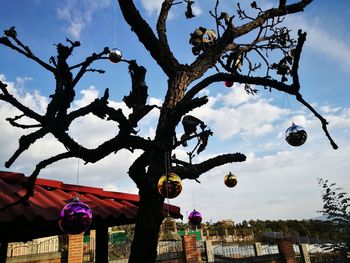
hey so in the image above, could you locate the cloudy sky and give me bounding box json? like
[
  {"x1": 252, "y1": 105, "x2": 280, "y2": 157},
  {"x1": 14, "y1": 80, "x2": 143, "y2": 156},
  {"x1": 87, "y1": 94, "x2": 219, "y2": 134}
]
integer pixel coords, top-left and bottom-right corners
[{"x1": 0, "y1": 0, "x2": 349, "y2": 224}]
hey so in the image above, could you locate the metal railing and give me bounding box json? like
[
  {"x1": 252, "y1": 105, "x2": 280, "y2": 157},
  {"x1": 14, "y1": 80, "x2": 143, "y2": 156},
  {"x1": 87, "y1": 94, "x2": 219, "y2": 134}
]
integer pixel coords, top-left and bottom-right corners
[
  {"x1": 213, "y1": 244, "x2": 256, "y2": 258},
  {"x1": 8, "y1": 236, "x2": 67, "y2": 257}
]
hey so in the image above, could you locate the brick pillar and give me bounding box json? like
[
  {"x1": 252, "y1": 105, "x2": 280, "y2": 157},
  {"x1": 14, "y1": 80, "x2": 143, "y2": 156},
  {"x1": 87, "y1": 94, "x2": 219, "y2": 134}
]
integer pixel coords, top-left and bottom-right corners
[
  {"x1": 254, "y1": 242, "x2": 263, "y2": 256},
  {"x1": 299, "y1": 244, "x2": 311, "y2": 263},
  {"x1": 278, "y1": 239, "x2": 297, "y2": 263},
  {"x1": 204, "y1": 240, "x2": 214, "y2": 262},
  {"x1": 68, "y1": 234, "x2": 84, "y2": 263},
  {"x1": 182, "y1": 235, "x2": 201, "y2": 263},
  {"x1": 90, "y1": 229, "x2": 96, "y2": 259}
]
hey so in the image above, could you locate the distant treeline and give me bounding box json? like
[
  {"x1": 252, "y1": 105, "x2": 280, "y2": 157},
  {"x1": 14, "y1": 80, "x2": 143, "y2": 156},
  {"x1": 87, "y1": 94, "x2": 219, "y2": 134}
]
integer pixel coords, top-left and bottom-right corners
[{"x1": 178, "y1": 219, "x2": 344, "y2": 243}]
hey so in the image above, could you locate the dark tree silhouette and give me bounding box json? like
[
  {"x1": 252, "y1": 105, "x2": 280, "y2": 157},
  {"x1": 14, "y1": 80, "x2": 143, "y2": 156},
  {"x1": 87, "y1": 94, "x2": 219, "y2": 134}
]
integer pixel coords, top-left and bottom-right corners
[
  {"x1": 0, "y1": 0, "x2": 339, "y2": 262},
  {"x1": 318, "y1": 179, "x2": 350, "y2": 256}
]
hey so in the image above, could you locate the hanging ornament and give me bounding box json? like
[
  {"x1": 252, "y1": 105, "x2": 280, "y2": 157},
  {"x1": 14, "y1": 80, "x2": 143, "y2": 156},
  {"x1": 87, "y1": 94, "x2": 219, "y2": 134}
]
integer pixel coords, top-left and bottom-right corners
[
  {"x1": 224, "y1": 172, "x2": 237, "y2": 188},
  {"x1": 224, "y1": 81, "x2": 234, "y2": 88},
  {"x1": 188, "y1": 209, "x2": 202, "y2": 226},
  {"x1": 158, "y1": 216, "x2": 182, "y2": 241},
  {"x1": 59, "y1": 197, "x2": 92, "y2": 235},
  {"x1": 285, "y1": 122, "x2": 307, "y2": 146},
  {"x1": 157, "y1": 173, "x2": 183, "y2": 199},
  {"x1": 108, "y1": 48, "x2": 122, "y2": 63}
]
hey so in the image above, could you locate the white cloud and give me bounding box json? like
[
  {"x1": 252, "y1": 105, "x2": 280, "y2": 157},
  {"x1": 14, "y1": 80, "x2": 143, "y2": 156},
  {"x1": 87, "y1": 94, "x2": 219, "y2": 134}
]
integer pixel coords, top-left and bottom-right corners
[
  {"x1": 174, "y1": 92, "x2": 350, "y2": 222},
  {"x1": 305, "y1": 24, "x2": 350, "y2": 72},
  {"x1": 191, "y1": 85, "x2": 284, "y2": 140},
  {"x1": 284, "y1": 15, "x2": 350, "y2": 72},
  {"x1": 140, "y1": 0, "x2": 164, "y2": 15},
  {"x1": 1, "y1": 73, "x2": 350, "y2": 223},
  {"x1": 57, "y1": 0, "x2": 112, "y2": 39},
  {"x1": 223, "y1": 84, "x2": 257, "y2": 107},
  {"x1": 320, "y1": 105, "x2": 342, "y2": 114},
  {"x1": 140, "y1": 0, "x2": 201, "y2": 17},
  {"x1": 191, "y1": 4, "x2": 202, "y2": 17}
]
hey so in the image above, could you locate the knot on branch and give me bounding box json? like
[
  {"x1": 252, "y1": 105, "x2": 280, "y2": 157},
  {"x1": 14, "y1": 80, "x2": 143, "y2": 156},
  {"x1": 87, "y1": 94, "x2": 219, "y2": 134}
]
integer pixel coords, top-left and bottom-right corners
[
  {"x1": 270, "y1": 49, "x2": 294, "y2": 82},
  {"x1": 222, "y1": 48, "x2": 243, "y2": 73},
  {"x1": 184, "y1": 0, "x2": 195, "y2": 19},
  {"x1": 123, "y1": 60, "x2": 155, "y2": 127},
  {"x1": 180, "y1": 115, "x2": 206, "y2": 146},
  {"x1": 180, "y1": 115, "x2": 213, "y2": 162},
  {"x1": 124, "y1": 60, "x2": 148, "y2": 109},
  {"x1": 218, "y1": 12, "x2": 232, "y2": 26},
  {"x1": 4, "y1": 26, "x2": 17, "y2": 38}
]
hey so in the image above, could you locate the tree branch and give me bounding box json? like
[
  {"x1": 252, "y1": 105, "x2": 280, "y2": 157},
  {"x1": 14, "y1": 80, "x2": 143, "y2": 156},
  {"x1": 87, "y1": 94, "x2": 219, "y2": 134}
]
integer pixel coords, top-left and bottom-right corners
[
  {"x1": 156, "y1": 0, "x2": 173, "y2": 53},
  {"x1": 291, "y1": 30, "x2": 306, "y2": 91},
  {"x1": 6, "y1": 114, "x2": 42, "y2": 129},
  {"x1": 5, "y1": 128, "x2": 49, "y2": 168},
  {"x1": 183, "y1": 72, "x2": 338, "y2": 149},
  {"x1": 234, "y1": 0, "x2": 313, "y2": 39},
  {"x1": 0, "y1": 81, "x2": 44, "y2": 123},
  {"x1": 117, "y1": 0, "x2": 180, "y2": 77},
  {"x1": 71, "y1": 48, "x2": 110, "y2": 87},
  {"x1": 184, "y1": 72, "x2": 293, "y2": 102},
  {"x1": 0, "y1": 27, "x2": 55, "y2": 72},
  {"x1": 187, "y1": 0, "x2": 313, "y2": 83},
  {"x1": 295, "y1": 92, "x2": 338, "y2": 149},
  {"x1": 0, "y1": 152, "x2": 75, "y2": 212},
  {"x1": 173, "y1": 153, "x2": 246, "y2": 180}
]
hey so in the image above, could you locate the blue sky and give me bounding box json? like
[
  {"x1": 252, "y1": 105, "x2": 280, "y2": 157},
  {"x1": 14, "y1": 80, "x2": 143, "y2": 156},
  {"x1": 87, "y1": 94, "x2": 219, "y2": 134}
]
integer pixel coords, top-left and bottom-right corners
[{"x1": 0, "y1": 0, "x2": 349, "y2": 224}]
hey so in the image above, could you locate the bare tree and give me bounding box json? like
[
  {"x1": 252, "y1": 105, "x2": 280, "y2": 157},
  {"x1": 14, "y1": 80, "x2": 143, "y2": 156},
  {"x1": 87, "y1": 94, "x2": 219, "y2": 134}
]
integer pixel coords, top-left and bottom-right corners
[{"x1": 0, "y1": 0, "x2": 338, "y2": 262}]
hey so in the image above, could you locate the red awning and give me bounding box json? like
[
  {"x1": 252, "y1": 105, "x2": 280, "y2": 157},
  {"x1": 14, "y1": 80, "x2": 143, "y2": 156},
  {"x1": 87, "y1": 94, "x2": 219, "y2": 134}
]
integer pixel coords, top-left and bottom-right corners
[{"x1": 0, "y1": 171, "x2": 182, "y2": 242}]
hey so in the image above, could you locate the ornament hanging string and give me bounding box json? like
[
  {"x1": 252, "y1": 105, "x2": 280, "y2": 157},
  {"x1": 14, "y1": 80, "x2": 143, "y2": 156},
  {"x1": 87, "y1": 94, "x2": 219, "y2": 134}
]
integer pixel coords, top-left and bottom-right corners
[
  {"x1": 75, "y1": 147, "x2": 81, "y2": 199},
  {"x1": 164, "y1": 152, "x2": 171, "y2": 216},
  {"x1": 114, "y1": 1, "x2": 118, "y2": 48},
  {"x1": 191, "y1": 182, "x2": 196, "y2": 210},
  {"x1": 283, "y1": 93, "x2": 294, "y2": 124}
]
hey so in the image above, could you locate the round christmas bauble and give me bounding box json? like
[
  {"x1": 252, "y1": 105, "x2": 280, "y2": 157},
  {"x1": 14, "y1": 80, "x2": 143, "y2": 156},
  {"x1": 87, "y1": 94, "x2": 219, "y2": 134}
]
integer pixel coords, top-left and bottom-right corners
[
  {"x1": 59, "y1": 198, "x2": 92, "y2": 235},
  {"x1": 224, "y1": 172, "x2": 237, "y2": 188},
  {"x1": 224, "y1": 81, "x2": 234, "y2": 87},
  {"x1": 157, "y1": 173, "x2": 182, "y2": 199},
  {"x1": 188, "y1": 209, "x2": 202, "y2": 226},
  {"x1": 285, "y1": 123, "x2": 307, "y2": 146},
  {"x1": 108, "y1": 48, "x2": 122, "y2": 63}
]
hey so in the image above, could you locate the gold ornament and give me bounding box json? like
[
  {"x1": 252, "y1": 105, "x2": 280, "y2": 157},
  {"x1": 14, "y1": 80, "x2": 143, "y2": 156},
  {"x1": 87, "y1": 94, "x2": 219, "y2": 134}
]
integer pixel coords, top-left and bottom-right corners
[
  {"x1": 224, "y1": 172, "x2": 237, "y2": 188},
  {"x1": 157, "y1": 173, "x2": 182, "y2": 199}
]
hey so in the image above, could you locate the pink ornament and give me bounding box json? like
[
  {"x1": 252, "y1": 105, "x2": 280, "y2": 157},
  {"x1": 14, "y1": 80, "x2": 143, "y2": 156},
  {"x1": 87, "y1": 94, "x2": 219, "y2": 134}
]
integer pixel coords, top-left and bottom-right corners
[
  {"x1": 224, "y1": 81, "x2": 234, "y2": 87},
  {"x1": 59, "y1": 198, "x2": 92, "y2": 234}
]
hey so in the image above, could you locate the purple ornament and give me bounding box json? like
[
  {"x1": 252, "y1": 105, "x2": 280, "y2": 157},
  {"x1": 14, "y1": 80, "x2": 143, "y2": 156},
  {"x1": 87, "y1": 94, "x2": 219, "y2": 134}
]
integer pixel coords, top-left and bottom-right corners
[
  {"x1": 188, "y1": 209, "x2": 202, "y2": 226},
  {"x1": 59, "y1": 198, "x2": 92, "y2": 234}
]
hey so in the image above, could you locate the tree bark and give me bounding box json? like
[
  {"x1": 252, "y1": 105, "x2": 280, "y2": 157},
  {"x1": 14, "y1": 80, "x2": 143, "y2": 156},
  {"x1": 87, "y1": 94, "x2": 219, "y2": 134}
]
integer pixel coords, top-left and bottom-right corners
[{"x1": 129, "y1": 185, "x2": 164, "y2": 263}]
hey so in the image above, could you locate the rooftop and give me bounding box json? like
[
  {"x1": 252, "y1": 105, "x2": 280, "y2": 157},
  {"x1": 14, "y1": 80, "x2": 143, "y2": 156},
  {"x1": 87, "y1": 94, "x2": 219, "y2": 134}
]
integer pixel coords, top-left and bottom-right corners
[{"x1": 0, "y1": 171, "x2": 182, "y2": 242}]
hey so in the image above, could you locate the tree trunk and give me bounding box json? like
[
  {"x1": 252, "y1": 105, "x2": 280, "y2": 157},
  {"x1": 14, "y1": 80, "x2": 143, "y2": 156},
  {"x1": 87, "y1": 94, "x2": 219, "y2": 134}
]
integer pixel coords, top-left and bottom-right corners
[{"x1": 129, "y1": 185, "x2": 164, "y2": 263}]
